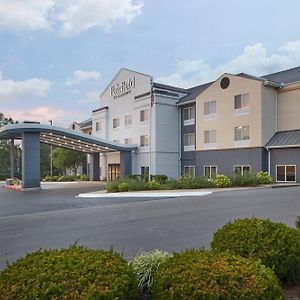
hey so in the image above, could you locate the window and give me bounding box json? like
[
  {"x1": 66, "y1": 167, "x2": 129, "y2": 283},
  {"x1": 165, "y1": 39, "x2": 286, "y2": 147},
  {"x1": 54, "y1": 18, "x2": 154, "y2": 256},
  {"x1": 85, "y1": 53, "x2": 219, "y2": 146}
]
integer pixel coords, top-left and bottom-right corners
[
  {"x1": 95, "y1": 121, "x2": 101, "y2": 132},
  {"x1": 140, "y1": 135, "x2": 149, "y2": 147},
  {"x1": 183, "y1": 106, "x2": 195, "y2": 125},
  {"x1": 276, "y1": 165, "x2": 296, "y2": 182},
  {"x1": 204, "y1": 166, "x2": 217, "y2": 179},
  {"x1": 125, "y1": 138, "x2": 132, "y2": 144},
  {"x1": 204, "y1": 100, "x2": 216, "y2": 116},
  {"x1": 184, "y1": 166, "x2": 195, "y2": 177},
  {"x1": 113, "y1": 118, "x2": 120, "y2": 129},
  {"x1": 184, "y1": 133, "x2": 195, "y2": 151},
  {"x1": 234, "y1": 126, "x2": 250, "y2": 141},
  {"x1": 125, "y1": 115, "x2": 132, "y2": 127},
  {"x1": 204, "y1": 129, "x2": 216, "y2": 144},
  {"x1": 141, "y1": 166, "x2": 149, "y2": 176},
  {"x1": 234, "y1": 165, "x2": 251, "y2": 175},
  {"x1": 140, "y1": 109, "x2": 149, "y2": 122},
  {"x1": 234, "y1": 93, "x2": 250, "y2": 113}
]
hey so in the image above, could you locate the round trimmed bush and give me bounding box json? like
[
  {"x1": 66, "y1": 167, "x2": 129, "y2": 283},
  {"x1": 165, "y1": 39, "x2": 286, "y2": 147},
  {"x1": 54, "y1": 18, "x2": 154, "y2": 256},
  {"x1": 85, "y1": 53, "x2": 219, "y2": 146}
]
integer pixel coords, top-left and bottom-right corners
[
  {"x1": 211, "y1": 217, "x2": 300, "y2": 285},
  {"x1": 152, "y1": 249, "x2": 283, "y2": 299},
  {"x1": 213, "y1": 174, "x2": 232, "y2": 188},
  {"x1": 0, "y1": 245, "x2": 138, "y2": 299},
  {"x1": 147, "y1": 180, "x2": 161, "y2": 190}
]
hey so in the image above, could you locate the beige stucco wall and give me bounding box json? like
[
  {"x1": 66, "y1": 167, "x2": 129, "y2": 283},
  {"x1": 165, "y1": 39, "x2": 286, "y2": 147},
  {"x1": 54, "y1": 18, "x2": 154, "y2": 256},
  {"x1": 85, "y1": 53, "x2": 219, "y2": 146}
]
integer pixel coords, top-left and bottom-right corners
[
  {"x1": 278, "y1": 83, "x2": 300, "y2": 131},
  {"x1": 196, "y1": 74, "x2": 263, "y2": 150}
]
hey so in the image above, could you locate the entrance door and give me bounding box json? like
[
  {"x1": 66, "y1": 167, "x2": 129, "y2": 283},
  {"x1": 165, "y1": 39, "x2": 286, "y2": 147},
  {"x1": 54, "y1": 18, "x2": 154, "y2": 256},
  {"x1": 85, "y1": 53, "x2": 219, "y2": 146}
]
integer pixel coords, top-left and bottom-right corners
[{"x1": 108, "y1": 164, "x2": 120, "y2": 181}]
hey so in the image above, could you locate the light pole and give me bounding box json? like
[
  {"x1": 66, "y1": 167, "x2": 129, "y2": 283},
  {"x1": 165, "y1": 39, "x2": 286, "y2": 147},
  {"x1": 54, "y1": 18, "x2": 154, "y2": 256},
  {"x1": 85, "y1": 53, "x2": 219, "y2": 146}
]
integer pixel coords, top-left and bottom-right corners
[{"x1": 49, "y1": 120, "x2": 53, "y2": 178}]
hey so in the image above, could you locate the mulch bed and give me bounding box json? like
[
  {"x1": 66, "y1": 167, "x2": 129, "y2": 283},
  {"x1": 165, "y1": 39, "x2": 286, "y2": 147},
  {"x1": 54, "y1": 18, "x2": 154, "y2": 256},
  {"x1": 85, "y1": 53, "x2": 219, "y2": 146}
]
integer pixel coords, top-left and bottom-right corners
[{"x1": 284, "y1": 285, "x2": 300, "y2": 299}]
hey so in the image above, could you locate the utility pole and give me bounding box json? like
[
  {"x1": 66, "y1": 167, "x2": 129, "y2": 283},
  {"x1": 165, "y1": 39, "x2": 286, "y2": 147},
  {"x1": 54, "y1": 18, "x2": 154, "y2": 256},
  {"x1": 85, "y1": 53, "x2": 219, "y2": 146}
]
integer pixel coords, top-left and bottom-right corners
[{"x1": 49, "y1": 120, "x2": 53, "y2": 177}]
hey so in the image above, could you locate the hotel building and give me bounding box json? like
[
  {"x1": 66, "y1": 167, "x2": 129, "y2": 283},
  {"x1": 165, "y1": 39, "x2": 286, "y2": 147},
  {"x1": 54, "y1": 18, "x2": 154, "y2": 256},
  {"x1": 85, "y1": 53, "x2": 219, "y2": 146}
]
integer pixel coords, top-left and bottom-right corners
[{"x1": 74, "y1": 66, "x2": 300, "y2": 183}]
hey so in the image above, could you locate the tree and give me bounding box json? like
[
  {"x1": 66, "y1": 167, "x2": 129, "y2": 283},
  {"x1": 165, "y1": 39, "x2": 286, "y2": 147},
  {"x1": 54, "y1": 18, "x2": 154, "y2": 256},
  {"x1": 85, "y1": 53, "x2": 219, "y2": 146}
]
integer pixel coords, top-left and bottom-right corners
[
  {"x1": 0, "y1": 113, "x2": 20, "y2": 179},
  {"x1": 52, "y1": 148, "x2": 87, "y2": 175}
]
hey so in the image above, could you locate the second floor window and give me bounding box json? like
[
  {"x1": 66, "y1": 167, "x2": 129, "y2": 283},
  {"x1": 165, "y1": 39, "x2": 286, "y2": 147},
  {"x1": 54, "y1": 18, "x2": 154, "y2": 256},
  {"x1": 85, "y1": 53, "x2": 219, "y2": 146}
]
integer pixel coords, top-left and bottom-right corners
[
  {"x1": 113, "y1": 118, "x2": 120, "y2": 129},
  {"x1": 183, "y1": 106, "x2": 195, "y2": 125},
  {"x1": 140, "y1": 109, "x2": 149, "y2": 122},
  {"x1": 204, "y1": 129, "x2": 216, "y2": 144},
  {"x1": 140, "y1": 135, "x2": 149, "y2": 147},
  {"x1": 95, "y1": 121, "x2": 101, "y2": 132},
  {"x1": 235, "y1": 126, "x2": 250, "y2": 141},
  {"x1": 125, "y1": 138, "x2": 133, "y2": 144},
  {"x1": 184, "y1": 133, "x2": 195, "y2": 151},
  {"x1": 125, "y1": 115, "x2": 132, "y2": 127}
]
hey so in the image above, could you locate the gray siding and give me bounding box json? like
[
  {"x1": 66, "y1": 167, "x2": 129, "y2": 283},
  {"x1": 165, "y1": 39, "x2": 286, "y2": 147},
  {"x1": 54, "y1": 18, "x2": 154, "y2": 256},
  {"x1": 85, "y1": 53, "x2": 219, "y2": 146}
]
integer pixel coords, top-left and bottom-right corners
[
  {"x1": 181, "y1": 103, "x2": 196, "y2": 175},
  {"x1": 270, "y1": 148, "x2": 300, "y2": 182},
  {"x1": 196, "y1": 147, "x2": 268, "y2": 176}
]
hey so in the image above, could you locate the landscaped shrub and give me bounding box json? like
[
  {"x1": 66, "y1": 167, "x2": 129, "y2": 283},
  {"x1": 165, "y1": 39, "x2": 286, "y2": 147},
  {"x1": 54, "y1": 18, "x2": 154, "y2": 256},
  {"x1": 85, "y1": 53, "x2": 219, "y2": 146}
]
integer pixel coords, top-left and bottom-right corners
[
  {"x1": 147, "y1": 180, "x2": 161, "y2": 190},
  {"x1": 152, "y1": 249, "x2": 283, "y2": 299},
  {"x1": 0, "y1": 245, "x2": 138, "y2": 299},
  {"x1": 231, "y1": 172, "x2": 257, "y2": 186},
  {"x1": 151, "y1": 175, "x2": 168, "y2": 184},
  {"x1": 43, "y1": 175, "x2": 90, "y2": 182},
  {"x1": 106, "y1": 180, "x2": 121, "y2": 192},
  {"x1": 256, "y1": 171, "x2": 273, "y2": 184},
  {"x1": 130, "y1": 250, "x2": 171, "y2": 295},
  {"x1": 295, "y1": 216, "x2": 300, "y2": 230},
  {"x1": 211, "y1": 217, "x2": 300, "y2": 285},
  {"x1": 118, "y1": 182, "x2": 128, "y2": 192},
  {"x1": 213, "y1": 174, "x2": 232, "y2": 188}
]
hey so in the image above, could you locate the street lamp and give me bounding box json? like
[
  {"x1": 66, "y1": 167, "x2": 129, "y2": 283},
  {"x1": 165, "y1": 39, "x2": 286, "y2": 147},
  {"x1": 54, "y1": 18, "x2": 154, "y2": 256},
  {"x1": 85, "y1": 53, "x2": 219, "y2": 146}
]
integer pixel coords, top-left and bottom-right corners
[{"x1": 49, "y1": 120, "x2": 53, "y2": 177}]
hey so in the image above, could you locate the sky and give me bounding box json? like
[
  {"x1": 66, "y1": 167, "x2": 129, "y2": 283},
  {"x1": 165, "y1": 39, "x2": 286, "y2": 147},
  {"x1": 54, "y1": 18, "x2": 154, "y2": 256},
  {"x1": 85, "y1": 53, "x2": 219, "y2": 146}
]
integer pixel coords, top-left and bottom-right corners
[{"x1": 1, "y1": 0, "x2": 300, "y2": 127}]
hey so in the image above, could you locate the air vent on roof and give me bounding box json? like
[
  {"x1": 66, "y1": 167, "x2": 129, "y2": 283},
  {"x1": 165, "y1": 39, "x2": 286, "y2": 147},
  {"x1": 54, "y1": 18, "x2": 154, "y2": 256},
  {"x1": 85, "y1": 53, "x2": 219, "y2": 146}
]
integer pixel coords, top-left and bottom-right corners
[{"x1": 220, "y1": 77, "x2": 230, "y2": 89}]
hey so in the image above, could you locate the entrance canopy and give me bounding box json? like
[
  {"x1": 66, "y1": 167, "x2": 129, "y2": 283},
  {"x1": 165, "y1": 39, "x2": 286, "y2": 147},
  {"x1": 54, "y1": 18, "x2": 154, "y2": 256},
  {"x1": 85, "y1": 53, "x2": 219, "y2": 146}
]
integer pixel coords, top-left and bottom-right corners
[
  {"x1": 0, "y1": 123, "x2": 137, "y2": 190},
  {"x1": 0, "y1": 123, "x2": 137, "y2": 153}
]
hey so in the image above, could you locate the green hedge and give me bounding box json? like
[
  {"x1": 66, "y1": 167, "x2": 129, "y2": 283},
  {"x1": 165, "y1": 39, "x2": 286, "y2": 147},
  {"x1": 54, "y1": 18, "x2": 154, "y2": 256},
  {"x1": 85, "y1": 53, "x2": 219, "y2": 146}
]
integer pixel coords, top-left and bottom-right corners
[
  {"x1": 43, "y1": 175, "x2": 89, "y2": 182},
  {"x1": 152, "y1": 249, "x2": 283, "y2": 299},
  {"x1": 0, "y1": 245, "x2": 138, "y2": 299},
  {"x1": 211, "y1": 217, "x2": 300, "y2": 286}
]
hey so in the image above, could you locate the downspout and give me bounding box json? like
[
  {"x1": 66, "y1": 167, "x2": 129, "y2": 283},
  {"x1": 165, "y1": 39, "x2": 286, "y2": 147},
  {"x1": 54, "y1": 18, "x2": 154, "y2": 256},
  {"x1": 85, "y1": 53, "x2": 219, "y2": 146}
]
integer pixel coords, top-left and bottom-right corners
[
  {"x1": 275, "y1": 92, "x2": 278, "y2": 132},
  {"x1": 178, "y1": 104, "x2": 181, "y2": 177},
  {"x1": 266, "y1": 147, "x2": 271, "y2": 175}
]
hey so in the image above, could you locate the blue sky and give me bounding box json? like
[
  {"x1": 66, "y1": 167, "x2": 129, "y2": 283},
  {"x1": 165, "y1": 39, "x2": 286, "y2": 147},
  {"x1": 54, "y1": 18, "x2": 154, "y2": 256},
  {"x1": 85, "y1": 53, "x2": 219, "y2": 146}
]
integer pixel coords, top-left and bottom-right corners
[{"x1": 1, "y1": 0, "x2": 300, "y2": 126}]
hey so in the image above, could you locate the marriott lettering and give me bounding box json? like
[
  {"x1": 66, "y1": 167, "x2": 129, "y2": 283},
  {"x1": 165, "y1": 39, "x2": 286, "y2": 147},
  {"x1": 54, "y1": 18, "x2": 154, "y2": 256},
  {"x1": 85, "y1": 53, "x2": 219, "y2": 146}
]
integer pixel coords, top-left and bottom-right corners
[{"x1": 110, "y1": 77, "x2": 136, "y2": 99}]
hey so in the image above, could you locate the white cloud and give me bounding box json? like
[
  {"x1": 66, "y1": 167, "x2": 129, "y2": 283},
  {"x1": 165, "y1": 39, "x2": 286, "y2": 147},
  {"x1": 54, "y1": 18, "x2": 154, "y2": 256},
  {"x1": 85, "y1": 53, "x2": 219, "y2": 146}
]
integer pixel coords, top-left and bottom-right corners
[
  {"x1": 0, "y1": 0, "x2": 143, "y2": 36},
  {"x1": 57, "y1": 0, "x2": 143, "y2": 37},
  {"x1": 0, "y1": 71, "x2": 52, "y2": 101},
  {"x1": 156, "y1": 41, "x2": 300, "y2": 88},
  {"x1": 0, "y1": 0, "x2": 55, "y2": 31},
  {"x1": 78, "y1": 91, "x2": 99, "y2": 104},
  {"x1": 7, "y1": 106, "x2": 69, "y2": 124},
  {"x1": 66, "y1": 70, "x2": 101, "y2": 86}
]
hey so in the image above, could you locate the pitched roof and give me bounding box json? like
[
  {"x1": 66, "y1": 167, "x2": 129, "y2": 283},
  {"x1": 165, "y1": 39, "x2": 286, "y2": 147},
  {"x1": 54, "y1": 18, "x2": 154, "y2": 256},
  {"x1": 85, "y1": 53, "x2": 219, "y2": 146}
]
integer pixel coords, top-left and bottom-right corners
[
  {"x1": 177, "y1": 82, "x2": 214, "y2": 105},
  {"x1": 266, "y1": 130, "x2": 300, "y2": 148},
  {"x1": 262, "y1": 66, "x2": 300, "y2": 84},
  {"x1": 153, "y1": 82, "x2": 188, "y2": 94},
  {"x1": 79, "y1": 118, "x2": 92, "y2": 129}
]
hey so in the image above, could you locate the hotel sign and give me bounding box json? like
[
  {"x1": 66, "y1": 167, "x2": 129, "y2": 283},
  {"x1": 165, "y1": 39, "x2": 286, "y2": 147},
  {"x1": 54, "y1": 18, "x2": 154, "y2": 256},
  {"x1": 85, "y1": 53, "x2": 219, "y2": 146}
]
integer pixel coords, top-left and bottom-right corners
[{"x1": 110, "y1": 77, "x2": 136, "y2": 99}]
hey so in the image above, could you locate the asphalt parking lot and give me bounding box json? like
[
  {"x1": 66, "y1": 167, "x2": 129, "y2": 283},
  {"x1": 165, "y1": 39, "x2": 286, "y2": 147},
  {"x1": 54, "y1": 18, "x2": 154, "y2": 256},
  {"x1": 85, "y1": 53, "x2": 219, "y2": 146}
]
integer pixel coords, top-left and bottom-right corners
[{"x1": 0, "y1": 182, "x2": 300, "y2": 270}]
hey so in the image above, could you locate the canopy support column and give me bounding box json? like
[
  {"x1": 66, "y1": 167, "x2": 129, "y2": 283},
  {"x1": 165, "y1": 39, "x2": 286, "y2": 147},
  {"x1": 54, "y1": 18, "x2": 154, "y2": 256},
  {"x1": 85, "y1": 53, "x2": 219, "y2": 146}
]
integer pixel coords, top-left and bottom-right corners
[
  {"x1": 120, "y1": 151, "x2": 132, "y2": 178},
  {"x1": 90, "y1": 153, "x2": 100, "y2": 181},
  {"x1": 10, "y1": 139, "x2": 14, "y2": 179},
  {"x1": 22, "y1": 132, "x2": 41, "y2": 189}
]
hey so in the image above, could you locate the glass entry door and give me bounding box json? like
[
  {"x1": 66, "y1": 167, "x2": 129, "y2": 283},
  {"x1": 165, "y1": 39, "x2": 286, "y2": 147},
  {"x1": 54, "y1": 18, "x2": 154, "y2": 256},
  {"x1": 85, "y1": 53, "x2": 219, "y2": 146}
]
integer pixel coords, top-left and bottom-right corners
[{"x1": 108, "y1": 164, "x2": 120, "y2": 181}]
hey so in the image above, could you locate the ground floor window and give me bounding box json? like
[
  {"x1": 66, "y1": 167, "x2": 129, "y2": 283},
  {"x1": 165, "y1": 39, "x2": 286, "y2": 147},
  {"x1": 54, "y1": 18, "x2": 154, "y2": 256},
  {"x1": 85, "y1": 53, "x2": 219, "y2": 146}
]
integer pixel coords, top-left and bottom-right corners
[
  {"x1": 108, "y1": 164, "x2": 120, "y2": 181},
  {"x1": 183, "y1": 166, "x2": 195, "y2": 177},
  {"x1": 276, "y1": 165, "x2": 296, "y2": 182},
  {"x1": 234, "y1": 165, "x2": 251, "y2": 175},
  {"x1": 204, "y1": 165, "x2": 217, "y2": 180},
  {"x1": 141, "y1": 166, "x2": 149, "y2": 176}
]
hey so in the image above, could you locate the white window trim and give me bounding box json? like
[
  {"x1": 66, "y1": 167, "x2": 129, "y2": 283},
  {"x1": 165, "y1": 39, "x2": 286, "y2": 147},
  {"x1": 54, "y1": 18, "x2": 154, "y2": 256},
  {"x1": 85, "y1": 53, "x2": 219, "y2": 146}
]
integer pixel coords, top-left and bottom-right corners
[
  {"x1": 234, "y1": 140, "x2": 250, "y2": 147},
  {"x1": 204, "y1": 113, "x2": 217, "y2": 121},
  {"x1": 183, "y1": 133, "x2": 195, "y2": 152},
  {"x1": 204, "y1": 142, "x2": 217, "y2": 149},
  {"x1": 183, "y1": 165, "x2": 196, "y2": 177},
  {"x1": 204, "y1": 165, "x2": 218, "y2": 179},
  {"x1": 276, "y1": 165, "x2": 296, "y2": 183},
  {"x1": 234, "y1": 165, "x2": 251, "y2": 175},
  {"x1": 204, "y1": 129, "x2": 217, "y2": 144},
  {"x1": 183, "y1": 107, "x2": 195, "y2": 126},
  {"x1": 204, "y1": 100, "x2": 217, "y2": 118},
  {"x1": 234, "y1": 93, "x2": 250, "y2": 115}
]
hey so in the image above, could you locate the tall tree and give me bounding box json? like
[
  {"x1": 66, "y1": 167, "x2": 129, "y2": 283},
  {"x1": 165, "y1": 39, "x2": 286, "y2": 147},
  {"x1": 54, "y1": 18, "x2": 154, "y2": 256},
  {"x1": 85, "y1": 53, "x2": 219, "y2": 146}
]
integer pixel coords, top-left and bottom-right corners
[{"x1": 52, "y1": 148, "x2": 87, "y2": 175}]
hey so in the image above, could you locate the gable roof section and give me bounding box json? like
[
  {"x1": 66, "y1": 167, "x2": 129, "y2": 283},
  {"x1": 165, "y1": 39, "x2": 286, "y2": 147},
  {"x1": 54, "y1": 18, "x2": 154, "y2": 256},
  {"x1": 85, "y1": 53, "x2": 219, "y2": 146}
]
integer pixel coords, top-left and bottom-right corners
[
  {"x1": 177, "y1": 82, "x2": 214, "y2": 105},
  {"x1": 262, "y1": 66, "x2": 300, "y2": 85},
  {"x1": 266, "y1": 130, "x2": 300, "y2": 148},
  {"x1": 153, "y1": 82, "x2": 188, "y2": 94}
]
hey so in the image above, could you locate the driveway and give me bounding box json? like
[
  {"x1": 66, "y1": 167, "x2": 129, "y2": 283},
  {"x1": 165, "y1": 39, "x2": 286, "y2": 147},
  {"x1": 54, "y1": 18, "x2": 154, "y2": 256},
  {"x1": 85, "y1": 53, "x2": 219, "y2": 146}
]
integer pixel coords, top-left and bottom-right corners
[{"x1": 0, "y1": 184, "x2": 299, "y2": 270}]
